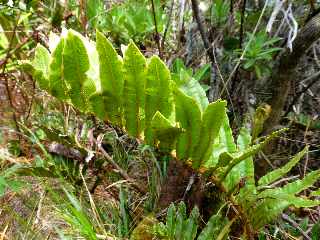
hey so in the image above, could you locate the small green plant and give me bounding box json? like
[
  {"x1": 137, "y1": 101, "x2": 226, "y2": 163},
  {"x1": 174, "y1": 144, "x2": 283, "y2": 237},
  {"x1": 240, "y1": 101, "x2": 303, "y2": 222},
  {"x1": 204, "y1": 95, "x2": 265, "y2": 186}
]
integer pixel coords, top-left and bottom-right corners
[
  {"x1": 153, "y1": 202, "x2": 200, "y2": 239},
  {"x1": 94, "y1": 0, "x2": 166, "y2": 45},
  {"x1": 237, "y1": 31, "x2": 282, "y2": 78},
  {"x1": 153, "y1": 202, "x2": 232, "y2": 240},
  {"x1": 210, "y1": 0, "x2": 230, "y2": 26},
  {"x1": 171, "y1": 58, "x2": 211, "y2": 92}
]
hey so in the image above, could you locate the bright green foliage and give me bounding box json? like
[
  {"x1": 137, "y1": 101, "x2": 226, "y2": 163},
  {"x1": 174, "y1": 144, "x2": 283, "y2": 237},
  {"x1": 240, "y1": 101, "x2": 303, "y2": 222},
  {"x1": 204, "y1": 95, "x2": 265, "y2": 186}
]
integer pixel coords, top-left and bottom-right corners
[
  {"x1": 243, "y1": 151, "x2": 320, "y2": 230},
  {"x1": 153, "y1": 202, "x2": 231, "y2": 240},
  {"x1": 32, "y1": 44, "x2": 51, "y2": 90},
  {"x1": 49, "y1": 38, "x2": 69, "y2": 100},
  {"x1": 171, "y1": 58, "x2": 210, "y2": 111},
  {"x1": 145, "y1": 56, "x2": 173, "y2": 144},
  {"x1": 174, "y1": 88, "x2": 202, "y2": 160},
  {"x1": 210, "y1": 0, "x2": 230, "y2": 26},
  {"x1": 222, "y1": 126, "x2": 254, "y2": 192},
  {"x1": 258, "y1": 146, "x2": 309, "y2": 186},
  {"x1": 96, "y1": 0, "x2": 166, "y2": 44},
  {"x1": 96, "y1": 31, "x2": 124, "y2": 124},
  {"x1": 63, "y1": 30, "x2": 95, "y2": 110},
  {"x1": 197, "y1": 212, "x2": 229, "y2": 240},
  {"x1": 237, "y1": 31, "x2": 282, "y2": 78},
  {"x1": 204, "y1": 114, "x2": 236, "y2": 168},
  {"x1": 192, "y1": 100, "x2": 227, "y2": 169},
  {"x1": 150, "y1": 112, "x2": 182, "y2": 152},
  {"x1": 153, "y1": 202, "x2": 199, "y2": 240},
  {"x1": 123, "y1": 40, "x2": 147, "y2": 137},
  {"x1": 27, "y1": 29, "x2": 228, "y2": 170}
]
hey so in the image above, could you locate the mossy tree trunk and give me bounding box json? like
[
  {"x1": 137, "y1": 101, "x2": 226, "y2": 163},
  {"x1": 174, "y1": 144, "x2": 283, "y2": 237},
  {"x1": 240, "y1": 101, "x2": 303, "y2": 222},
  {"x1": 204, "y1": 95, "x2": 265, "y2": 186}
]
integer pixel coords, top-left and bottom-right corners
[{"x1": 264, "y1": 12, "x2": 320, "y2": 134}]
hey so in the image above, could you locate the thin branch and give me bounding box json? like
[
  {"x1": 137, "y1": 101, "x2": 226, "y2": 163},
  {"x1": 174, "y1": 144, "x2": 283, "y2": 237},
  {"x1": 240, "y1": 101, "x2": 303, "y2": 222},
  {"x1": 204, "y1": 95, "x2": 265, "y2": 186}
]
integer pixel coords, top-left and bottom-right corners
[
  {"x1": 1, "y1": 15, "x2": 21, "y2": 133},
  {"x1": 281, "y1": 213, "x2": 312, "y2": 240},
  {"x1": 239, "y1": 0, "x2": 247, "y2": 49},
  {"x1": 98, "y1": 144, "x2": 146, "y2": 194},
  {"x1": 161, "y1": 0, "x2": 175, "y2": 52},
  {"x1": 284, "y1": 71, "x2": 320, "y2": 117},
  {"x1": 190, "y1": 0, "x2": 215, "y2": 63},
  {"x1": 150, "y1": 0, "x2": 162, "y2": 58}
]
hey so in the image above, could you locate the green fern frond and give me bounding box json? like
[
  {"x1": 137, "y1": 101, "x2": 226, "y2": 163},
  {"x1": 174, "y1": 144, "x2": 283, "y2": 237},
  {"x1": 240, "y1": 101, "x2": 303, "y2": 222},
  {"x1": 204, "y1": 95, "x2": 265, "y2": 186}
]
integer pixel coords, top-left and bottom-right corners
[{"x1": 123, "y1": 40, "x2": 147, "y2": 137}]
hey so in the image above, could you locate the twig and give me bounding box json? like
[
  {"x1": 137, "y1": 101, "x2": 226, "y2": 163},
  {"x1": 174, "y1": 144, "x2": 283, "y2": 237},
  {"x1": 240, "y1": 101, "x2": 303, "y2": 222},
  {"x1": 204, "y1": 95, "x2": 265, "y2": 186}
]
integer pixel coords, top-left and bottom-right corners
[
  {"x1": 1, "y1": 15, "x2": 21, "y2": 133},
  {"x1": 98, "y1": 144, "x2": 146, "y2": 194},
  {"x1": 150, "y1": 0, "x2": 162, "y2": 58},
  {"x1": 190, "y1": 0, "x2": 215, "y2": 63},
  {"x1": 161, "y1": 0, "x2": 175, "y2": 52},
  {"x1": 230, "y1": 0, "x2": 247, "y2": 95},
  {"x1": 239, "y1": 0, "x2": 247, "y2": 49},
  {"x1": 284, "y1": 71, "x2": 320, "y2": 117},
  {"x1": 281, "y1": 213, "x2": 312, "y2": 240},
  {"x1": 25, "y1": 75, "x2": 36, "y2": 121},
  {"x1": 190, "y1": 0, "x2": 226, "y2": 102}
]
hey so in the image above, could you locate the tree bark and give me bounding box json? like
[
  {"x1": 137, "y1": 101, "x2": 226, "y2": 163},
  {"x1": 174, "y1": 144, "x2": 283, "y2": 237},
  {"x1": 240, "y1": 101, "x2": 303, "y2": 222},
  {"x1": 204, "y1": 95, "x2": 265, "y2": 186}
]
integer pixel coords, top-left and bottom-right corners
[{"x1": 263, "y1": 12, "x2": 320, "y2": 134}]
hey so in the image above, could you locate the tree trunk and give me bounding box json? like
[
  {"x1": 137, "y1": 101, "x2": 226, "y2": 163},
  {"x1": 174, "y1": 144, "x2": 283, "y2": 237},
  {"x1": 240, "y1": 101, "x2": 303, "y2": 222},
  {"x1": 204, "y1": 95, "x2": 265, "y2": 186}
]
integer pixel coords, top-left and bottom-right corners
[{"x1": 263, "y1": 12, "x2": 320, "y2": 134}]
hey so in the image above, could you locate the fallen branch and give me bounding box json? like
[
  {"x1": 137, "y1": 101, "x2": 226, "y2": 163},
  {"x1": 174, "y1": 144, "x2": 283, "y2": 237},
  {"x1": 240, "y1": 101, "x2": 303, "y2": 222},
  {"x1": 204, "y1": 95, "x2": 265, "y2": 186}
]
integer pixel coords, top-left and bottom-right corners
[
  {"x1": 97, "y1": 144, "x2": 146, "y2": 194},
  {"x1": 281, "y1": 213, "x2": 311, "y2": 240}
]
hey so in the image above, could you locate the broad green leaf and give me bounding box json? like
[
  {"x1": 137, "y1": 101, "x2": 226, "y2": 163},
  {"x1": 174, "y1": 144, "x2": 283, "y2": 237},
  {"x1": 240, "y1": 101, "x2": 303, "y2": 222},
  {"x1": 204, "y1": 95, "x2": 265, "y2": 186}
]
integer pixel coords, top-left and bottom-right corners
[
  {"x1": 237, "y1": 127, "x2": 255, "y2": 187},
  {"x1": 258, "y1": 146, "x2": 308, "y2": 186},
  {"x1": 192, "y1": 100, "x2": 227, "y2": 169},
  {"x1": 0, "y1": 25, "x2": 8, "y2": 49},
  {"x1": 183, "y1": 207, "x2": 199, "y2": 240},
  {"x1": 271, "y1": 194, "x2": 320, "y2": 208},
  {"x1": 150, "y1": 111, "x2": 182, "y2": 151},
  {"x1": 49, "y1": 37, "x2": 69, "y2": 100},
  {"x1": 223, "y1": 127, "x2": 254, "y2": 192},
  {"x1": 311, "y1": 189, "x2": 320, "y2": 197},
  {"x1": 250, "y1": 194, "x2": 320, "y2": 230},
  {"x1": 88, "y1": 92, "x2": 106, "y2": 119},
  {"x1": 249, "y1": 199, "x2": 289, "y2": 229},
  {"x1": 204, "y1": 115, "x2": 236, "y2": 168},
  {"x1": 123, "y1": 40, "x2": 147, "y2": 137},
  {"x1": 145, "y1": 56, "x2": 173, "y2": 144},
  {"x1": 96, "y1": 31, "x2": 124, "y2": 124},
  {"x1": 282, "y1": 169, "x2": 320, "y2": 194},
  {"x1": 179, "y1": 78, "x2": 209, "y2": 112},
  {"x1": 166, "y1": 203, "x2": 176, "y2": 238},
  {"x1": 175, "y1": 202, "x2": 187, "y2": 240},
  {"x1": 63, "y1": 30, "x2": 92, "y2": 110},
  {"x1": 32, "y1": 44, "x2": 50, "y2": 90},
  {"x1": 194, "y1": 64, "x2": 211, "y2": 82},
  {"x1": 219, "y1": 129, "x2": 286, "y2": 181},
  {"x1": 258, "y1": 170, "x2": 320, "y2": 198},
  {"x1": 174, "y1": 211, "x2": 185, "y2": 240},
  {"x1": 174, "y1": 88, "x2": 202, "y2": 160},
  {"x1": 198, "y1": 212, "x2": 228, "y2": 240}
]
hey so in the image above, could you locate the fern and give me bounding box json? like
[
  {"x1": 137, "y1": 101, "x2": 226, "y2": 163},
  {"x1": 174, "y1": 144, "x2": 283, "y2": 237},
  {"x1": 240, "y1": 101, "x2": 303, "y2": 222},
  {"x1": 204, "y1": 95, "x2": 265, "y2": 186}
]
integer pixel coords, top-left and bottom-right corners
[
  {"x1": 123, "y1": 40, "x2": 147, "y2": 137},
  {"x1": 174, "y1": 88, "x2": 202, "y2": 160},
  {"x1": 25, "y1": 29, "x2": 320, "y2": 238},
  {"x1": 145, "y1": 56, "x2": 173, "y2": 144},
  {"x1": 95, "y1": 31, "x2": 124, "y2": 124}
]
